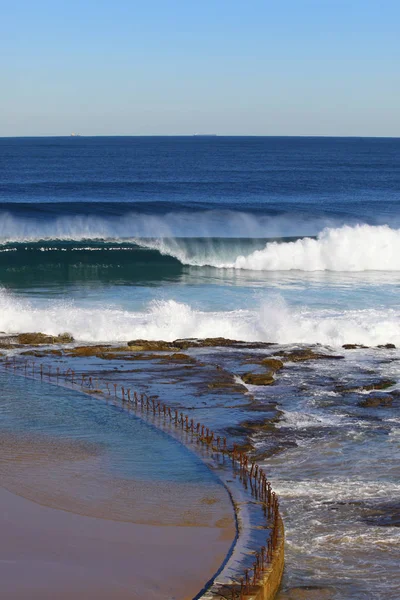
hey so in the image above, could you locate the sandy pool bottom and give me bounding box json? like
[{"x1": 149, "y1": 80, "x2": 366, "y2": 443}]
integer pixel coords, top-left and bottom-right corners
[{"x1": 0, "y1": 431, "x2": 235, "y2": 600}]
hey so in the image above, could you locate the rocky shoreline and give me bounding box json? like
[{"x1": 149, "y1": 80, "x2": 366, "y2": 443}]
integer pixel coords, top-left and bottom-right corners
[
  {"x1": 1, "y1": 332, "x2": 399, "y2": 599},
  {"x1": 1, "y1": 332, "x2": 398, "y2": 460}
]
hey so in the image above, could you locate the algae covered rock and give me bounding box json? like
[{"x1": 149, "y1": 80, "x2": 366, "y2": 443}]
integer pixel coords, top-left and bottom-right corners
[
  {"x1": 261, "y1": 357, "x2": 284, "y2": 371},
  {"x1": 167, "y1": 352, "x2": 196, "y2": 362},
  {"x1": 241, "y1": 372, "x2": 275, "y2": 386},
  {"x1": 361, "y1": 379, "x2": 396, "y2": 391},
  {"x1": 173, "y1": 337, "x2": 241, "y2": 349},
  {"x1": 127, "y1": 339, "x2": 179, "y2": 352},
  {"x1": 17, "y1": 332, "x2": 74, "y2": 345},
  {"x1": 358, "y1": 396, "x2": 393, "y2": 408},
  {"x1": 173, "y1": 337, "x2": 274, "y2": 349},
  {"x1": 277, "y1": 348, "x2": 344, "y2": 362},
  {"x1": 377, "y1": 343, "x2": 396, "y2": 349},
  {"x1": 342, "y1": 344, "x2": 369, "y2": 350},
  {"x1": 337, "y1": 379, "x2": 396, "y2": 393}
]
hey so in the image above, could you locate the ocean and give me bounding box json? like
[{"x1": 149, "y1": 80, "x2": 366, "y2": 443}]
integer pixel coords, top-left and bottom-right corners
[
  {"x1": 1, "y1": 136, "x2": 400, "y2": 346},
  {"x1": 1, "y1": 136, "x2": 399, "y2": 599}
]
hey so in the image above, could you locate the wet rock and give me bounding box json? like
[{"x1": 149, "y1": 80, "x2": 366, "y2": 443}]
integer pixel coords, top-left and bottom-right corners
[
  {"x1": 174, "y1": 337, "x2": 240, "y2": 349},
  {"x1": 20, "y1": 349, "x2": 63, "y2": 357},
  {"x1": 377, "y1": 343, "x2": 396, "y2": 349},
  {"x1": 361, "y1": 501, "x2": 400, "y2": 527},
  {"x1": 127, "y1": 339, "x2": 179, "y2": 351},
  {"x1": 364, "y1": 379, "x2": 397, "y2": 391},
  {"x1": 0, "y1": 342, "x2": 18, "y2": 349},
  {"x1": 66, "y1": 345, "x2": 175, "y2": 360},
  {"x1": 208, "y1": 381, "x2": 247, "y2": 393},
  {"x1": 67, "y1": 345, "x2": 114, "y2": 357},
  {"x1": 276, "y1": 348, "x2": 344, "y2": 362},
  {"x1": 162, "y1": 352, "x2": 196, "y2": 363},
  {"x1": 240, "y1": 418, "x2": 276, "y2": 432},
  {"x1": 241, "y1": 372, "x2": 275, "y2": 385},
  {"x1": 17, "y1": 332, "x2": 74, "y2": 345},
  {"x1": 358, "y1": 395, "x2": 393, "y2": 408},
  {"x1": 261, "y1": 357, "x2": 284, "y2": 371},
  {"x1": 342, "y1": 343, "x2": 369, "y2": 349},
  {"x1": 337, "y1": 379, "x2": 396, "y2": 393},
  {"x1": 173, "y1": 337, "x2": 275, "y2": 349}
]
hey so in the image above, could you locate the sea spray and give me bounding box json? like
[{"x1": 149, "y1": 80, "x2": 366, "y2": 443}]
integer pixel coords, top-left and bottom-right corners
[
  {"x1": 230, "y1": 224, "x2": 400, "y2": 272},
  {"x1": 0, "y1": 209, "x2": 346, "y2": 243},
  {"x1": 1, "y1": 289, "x2": 400, "y2": 346},
  {"x1": 139, "y1": 224, "x2": 400, "y2": 271},
  {"x1": 3, "y1": 221, "x2": 400, "y2": 273}
]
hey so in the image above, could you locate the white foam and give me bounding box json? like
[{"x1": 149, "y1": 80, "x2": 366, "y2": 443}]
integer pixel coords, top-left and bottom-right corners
[
  {"x1": 220, "y1": 225, "x2": 400, "y2": 271},
  {"x1": 272, "y1": 478, "x2": 400, "y2": 503},
  {"x1": 276, "y1": 410, "x2": 344, "y2": 429},
  {"x1": 1, "y1": 289, "x2": 400, "y2": 346},
  {"x1": 2, "y1": 214, "x2": 400, "y2": 273}
]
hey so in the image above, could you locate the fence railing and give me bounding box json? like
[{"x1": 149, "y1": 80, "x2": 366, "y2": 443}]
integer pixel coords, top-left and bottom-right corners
[{"x1": 2, "y1": 355, "x2": 284, "y2": 600}]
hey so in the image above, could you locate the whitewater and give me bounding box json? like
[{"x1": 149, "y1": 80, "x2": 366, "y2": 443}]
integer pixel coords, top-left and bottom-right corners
[
  {"x1": 1, "y1": 222, "x2": 400, "y2": 345},
  {"x1": 1, "y1": 219, "x2": 400, "y2": 272},
  {"x1": 138, "y1": 224, "x2": 400, "y2": 271},
  {"x1": 1, "y1": 290, "x2": 399, "y2": 347}
]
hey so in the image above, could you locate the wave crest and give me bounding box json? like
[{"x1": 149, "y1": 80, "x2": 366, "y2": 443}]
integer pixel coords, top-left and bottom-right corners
[
  {"x1": 144, "y1": 225, "x2": 400, "y2": 272},
  {"x1": 229, "y1": 225, "x2": 400, "y2": 272}
]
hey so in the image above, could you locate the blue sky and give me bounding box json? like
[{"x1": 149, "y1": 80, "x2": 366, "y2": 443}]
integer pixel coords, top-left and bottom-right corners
[{"x1": 1, "y1": 0, "x2": 399, "y2": 136}]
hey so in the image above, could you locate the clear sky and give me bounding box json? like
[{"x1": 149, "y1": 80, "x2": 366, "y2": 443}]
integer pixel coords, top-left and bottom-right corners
[{"x1": 1, "y1": 0, "x2": 399, "y2": 137}]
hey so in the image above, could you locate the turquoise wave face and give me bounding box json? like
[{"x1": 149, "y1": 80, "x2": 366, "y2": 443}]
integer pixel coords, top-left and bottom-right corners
[{"x1": 0, "y1": 238, "x2": 280, "y2": 287}]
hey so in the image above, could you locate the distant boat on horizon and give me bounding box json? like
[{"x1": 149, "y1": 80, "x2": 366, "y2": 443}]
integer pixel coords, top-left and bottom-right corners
[
  {"x1": 70, "y1": 133, "x2": 81, "y2": 137},
  {"x1": 193, "y1": 133, "x2": 217, "y2": 137}
]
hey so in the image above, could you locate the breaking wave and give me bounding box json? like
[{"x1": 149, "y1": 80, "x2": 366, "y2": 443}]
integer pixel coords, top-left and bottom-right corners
[
  {"x1": 1, "y1": 290, "x2": 399, "y2": 346},
  {"x1": 1, "y1": 215, "x2": 400, "y2": 273},
  {"x1": 140, "y1": 224, "x2": 400, "y2": 272}
]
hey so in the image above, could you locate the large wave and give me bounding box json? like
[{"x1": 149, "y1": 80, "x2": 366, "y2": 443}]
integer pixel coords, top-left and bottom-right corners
[
  {"x1": 229, "y1": 224, "x2": 400, "y2": 272},
  {"x1": 1, "y1": 210, "x2": 400, "y2": 272},
  {"x1": 138, "y1": 224, "x2": 400, "y2": 272},
  {"x1": 1, "y1": 290, "x2": 399, "y2": 346}
]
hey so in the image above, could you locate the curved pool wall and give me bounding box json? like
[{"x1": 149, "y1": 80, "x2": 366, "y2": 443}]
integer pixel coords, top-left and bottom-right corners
[{"x1": 1, "y1": 356, "x2": 285, "y2": 600}]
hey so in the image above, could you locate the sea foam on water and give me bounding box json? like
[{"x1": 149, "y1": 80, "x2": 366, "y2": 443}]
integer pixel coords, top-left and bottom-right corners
[{"x1": 1, "y1": 290, "x2": 400, "y2": 346}]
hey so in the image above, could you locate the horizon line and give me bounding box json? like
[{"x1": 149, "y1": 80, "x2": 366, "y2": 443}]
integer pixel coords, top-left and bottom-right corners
[{"x1": 1, "y1": 134, "x2": 400, "y2": 139}]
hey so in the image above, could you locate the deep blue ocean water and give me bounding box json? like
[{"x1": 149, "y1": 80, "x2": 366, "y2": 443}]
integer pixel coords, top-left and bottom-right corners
[{"x1": 0, "y1": 136, "x2": 399, "y2": 345}]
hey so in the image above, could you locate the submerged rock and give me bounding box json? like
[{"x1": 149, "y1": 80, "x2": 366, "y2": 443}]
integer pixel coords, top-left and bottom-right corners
[
  {"x1": 276, "y1": 348, "x2": 344, "y2": 362},
  {"x1": 342, "y1": 343, "x2": 369, "y2": 349},
  {"x1": 358, "y1": 395, "x2": 393, "y2": 408},
  {"x1": 338, "y1": 379, "x2": 396, "y2": 393},
  {"x1": 165, "y1": 352, "x2": 195, "y2": 362},
  {"x1": 361, "y1": 501, "x2": 400, "y2": 527},
  {"x1": 20, "y1": 349, "x2": 63, "y2": 357}
]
